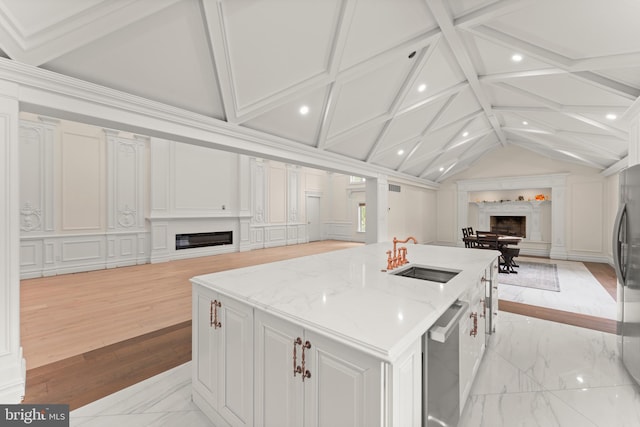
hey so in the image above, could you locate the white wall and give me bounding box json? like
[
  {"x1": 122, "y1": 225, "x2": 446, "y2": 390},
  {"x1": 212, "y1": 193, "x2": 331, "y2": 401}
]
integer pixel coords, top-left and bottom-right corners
[
  {"x1": 438, "y1": 145, "x2": 617, "y2": 262},
  {"x1": 20, "y1": 114, "x2": 148, "y2": 277}
]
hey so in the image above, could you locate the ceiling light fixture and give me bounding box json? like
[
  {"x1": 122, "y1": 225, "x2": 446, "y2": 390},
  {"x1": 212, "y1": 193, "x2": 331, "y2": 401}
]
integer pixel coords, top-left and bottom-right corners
[
  {"x1": 606, "y1": 113, "x2": 617, "y2": 120},
  {"x1": 397, "y1": 149, "x2": 404, "y2": 156},
  {"x1": 439, "y1": 167, "x2": 444, "y2": 172},
  {"x1": 511, "y1": 53, "x2": 523, "y2": 62},
  {"x1": 418, "y1": 83, "x2": 427, "y2": 93},
  {"x1": 299, "y1": 105, "x2": 309, "y2": 115},
  {"x1": 462, "y1": 131, "x2": 469, "y2": 137},
  {"x1": 522, "y1": 121, "x2": 528, "y2": 125}
]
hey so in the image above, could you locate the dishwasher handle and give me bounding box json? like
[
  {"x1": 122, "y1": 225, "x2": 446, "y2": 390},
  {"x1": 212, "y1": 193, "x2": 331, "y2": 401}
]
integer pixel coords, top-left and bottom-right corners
[{"x1": 428, "y1": 300, "x2": 469, "y2": 343}]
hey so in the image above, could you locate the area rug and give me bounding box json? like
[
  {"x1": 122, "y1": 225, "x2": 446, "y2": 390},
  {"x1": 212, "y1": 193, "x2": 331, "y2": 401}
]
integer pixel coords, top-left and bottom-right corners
[{"x1": 499, "y1": 261, "x2": 560, "y2": 292}]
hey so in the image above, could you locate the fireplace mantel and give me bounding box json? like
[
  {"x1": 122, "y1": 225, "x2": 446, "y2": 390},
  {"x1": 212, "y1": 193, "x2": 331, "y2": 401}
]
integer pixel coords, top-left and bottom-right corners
[
  {"x1": 457, "y1": 174, "x2": 568, "y2": 259},
  {"x1": 472, "y1": 200, "x2": 550, "y2": 241}
]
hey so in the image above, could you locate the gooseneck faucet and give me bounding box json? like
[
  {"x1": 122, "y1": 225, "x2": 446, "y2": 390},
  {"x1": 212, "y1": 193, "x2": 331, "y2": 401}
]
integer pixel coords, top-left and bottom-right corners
[{"x1": 387, "y1": 236, "x2": 418, "y2": 270}]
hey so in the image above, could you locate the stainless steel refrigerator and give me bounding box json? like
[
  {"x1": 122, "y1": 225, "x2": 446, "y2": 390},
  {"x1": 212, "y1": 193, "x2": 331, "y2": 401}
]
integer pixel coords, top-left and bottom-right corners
[{"x1": 613, "y1": 163, "x2": 640, "y2": 385}]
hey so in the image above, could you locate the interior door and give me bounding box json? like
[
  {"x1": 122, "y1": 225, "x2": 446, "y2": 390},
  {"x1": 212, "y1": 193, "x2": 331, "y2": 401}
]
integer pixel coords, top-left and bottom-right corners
[{"x1": 306, "y1": 196, "x2": 321, "y2": 242}]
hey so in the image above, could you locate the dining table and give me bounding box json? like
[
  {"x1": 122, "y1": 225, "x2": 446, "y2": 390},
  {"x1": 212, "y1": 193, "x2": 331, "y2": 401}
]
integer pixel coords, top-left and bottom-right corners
[{"x1": 463, "y1": 232, "x2": 522, "y2": 273}]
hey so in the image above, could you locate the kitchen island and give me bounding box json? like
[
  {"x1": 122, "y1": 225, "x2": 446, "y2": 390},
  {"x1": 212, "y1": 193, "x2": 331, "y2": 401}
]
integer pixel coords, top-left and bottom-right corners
[{"x1": 191, "y1": 243, "x2": 499, "y2": 427}]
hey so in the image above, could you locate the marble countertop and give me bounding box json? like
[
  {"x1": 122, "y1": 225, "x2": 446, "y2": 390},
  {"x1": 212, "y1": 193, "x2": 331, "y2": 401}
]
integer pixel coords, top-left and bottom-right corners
[{"x1": 191, "y1": 243, "x2": 499, "y2": 362}]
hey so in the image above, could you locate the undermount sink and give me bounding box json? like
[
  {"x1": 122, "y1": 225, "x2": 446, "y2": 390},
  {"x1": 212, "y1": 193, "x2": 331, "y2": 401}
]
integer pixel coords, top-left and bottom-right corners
[{"x1": 392, "y1": 265, "x2": 460, "y2": 283}]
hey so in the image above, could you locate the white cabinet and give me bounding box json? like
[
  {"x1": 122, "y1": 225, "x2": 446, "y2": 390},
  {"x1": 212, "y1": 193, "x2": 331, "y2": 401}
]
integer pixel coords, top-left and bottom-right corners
[
  {"x1": 192, "y1": 284, "x2": 254, "y2": 427},
  {"x1": 458, "y1": 270, "x2": 488, "y2": 408},
  {"x1": 254, "y1": 310, "x2": 384, "y2": 427}
]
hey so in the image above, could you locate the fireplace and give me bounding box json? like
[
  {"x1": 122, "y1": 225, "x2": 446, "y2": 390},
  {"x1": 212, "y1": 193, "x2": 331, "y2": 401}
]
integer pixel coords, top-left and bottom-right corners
[
  {"x1": 175, "y1": 231, "x2": 233, "y2": 250},
  {"x1": 490, "y1": 216, "x2": 526, "y2": 238}
]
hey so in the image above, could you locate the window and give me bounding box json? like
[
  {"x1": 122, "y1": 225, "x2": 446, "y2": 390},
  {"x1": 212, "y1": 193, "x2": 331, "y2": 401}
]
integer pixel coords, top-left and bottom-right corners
[
  {"x1": 350, "y1": 176, "x2": 366, "y2": 184},
  {"x1": 357, "y1": 203, "x2": 366, "y2": 233}
]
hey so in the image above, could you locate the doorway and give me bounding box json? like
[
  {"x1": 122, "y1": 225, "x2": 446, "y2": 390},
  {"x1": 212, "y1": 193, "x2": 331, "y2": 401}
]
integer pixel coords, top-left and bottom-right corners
[{"x1": 306, "y1": 195, "x2": 321, "y2": 242}]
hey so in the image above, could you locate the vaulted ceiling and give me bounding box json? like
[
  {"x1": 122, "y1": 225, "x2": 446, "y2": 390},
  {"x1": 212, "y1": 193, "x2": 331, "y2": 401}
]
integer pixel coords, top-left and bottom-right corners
[{"x1": 1, "y1": 0, "x2": 638, "y2": 182}]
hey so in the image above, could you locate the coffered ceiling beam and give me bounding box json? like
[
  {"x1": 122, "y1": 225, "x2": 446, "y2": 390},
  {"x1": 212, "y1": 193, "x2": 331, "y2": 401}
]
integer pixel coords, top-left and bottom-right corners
[
  {"x1": 602, "y1": 157, "x2": 628, "y2": 176},
  {"x1": 365, "y1": 39, "x2": 441, "y2": 161},
  {"x1": 426, "y1": 0, "x2": 507, "y2": 145},
  {"x1": 453, "y1": 0, "x2": 535, "y2": 28},
  {"x1": 469, "y1": 25, "x2": 640, "y2": 100},
  {"x1": 316, "y1": 29, "x2": 439, "y2": 150},
  {"x1": 507, "y1": 131, "x2": 606, "y2": 169},
  {"x1": 0, "y1": 0, "x2": 181, "y2": 66},
  {"x1": 502, "y1": 126, "x2": 621, "y2": 160},
  {"x1": 493, "y1": 82, "x2": 629, "y2": 139},
  {"x1": 492, "y1": 105, "x2": 629, "y2": 116},
  {"x1": 396, "y1": 92, "x2": 459, "y2": 172}
]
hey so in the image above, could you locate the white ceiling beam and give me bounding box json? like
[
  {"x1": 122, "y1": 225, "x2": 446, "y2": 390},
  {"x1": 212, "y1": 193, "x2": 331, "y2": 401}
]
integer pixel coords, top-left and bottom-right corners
[
  {"x1": 435, "y1": 136, "x2": 498, "y2": 181},
  {"x1": 365, "y1": 39, "x2": 442, "y2": 161},
  {"x1": 507, "y1": 132, "x2": 606, "y2": 169},
  {"x1": 396, "y1": 81, "x2": 467, "y2": 116},
  {"x1": 201, "y1": 0, "x2": 238, "y2": 123},
  {"x1": 454, "y1": 0, "x2": 535, "y2": 28},
  {"x1": 469, "y1": 25, "x2": 640, "y2": 100},
  {"x1": 602, "y1": 157, "x2": 628, "y2": 176},
  {"x1": 479, "y1": 68, "x2": 566, "y2": 82},
  {"x1": 418, "y1": 116, "x2": 484, "y2": 177},
  {"x1": 396, "y1": 92, "x2": 458, "y2": 172},
  {"x1": 503, "y1": 127, "x2": 621, "y2": 160},
  {"x1": 0, "y1": 0, "x2": 181, "y2": 66},
  {"x1": 317, "y1": 24, "x2": 440, "y2": 150},
  {"x1": 426, "y1": 0, "x2": 507, "y2": 145},
  {"x1": 493, "y1": 104, "x2": 630, "y2": 116},
  {"x1": 493, "y1": 82, "x2": 629, "y2": 139}
]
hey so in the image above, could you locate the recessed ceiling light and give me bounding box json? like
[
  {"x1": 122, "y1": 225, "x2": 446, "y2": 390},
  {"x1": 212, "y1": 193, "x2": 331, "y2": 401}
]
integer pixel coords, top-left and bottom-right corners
[
  {"x1": 299, "y1": 105, "x2": 309, "y2": 115},
  {"x1": 511, "y1": 53, "x2": 523, "y2": 62},
  {"x1": 522, "y1": 121, "x2": 528, "y2": 125},
  {"x1": 462, "y1": 131, "x2": 469, "y2": 137},
  {"x1": 397, "y1": 149, "x2": 404, "y2": 156},
  {"x1": 606, "y1": 113, "x2": 617, "y2": 120},
  {"x1": 439, "y1": 167, "x2": 444, "y2": 172},
  {"x1": 418, "y1": 83, "x2": 427, "y2": 93}
]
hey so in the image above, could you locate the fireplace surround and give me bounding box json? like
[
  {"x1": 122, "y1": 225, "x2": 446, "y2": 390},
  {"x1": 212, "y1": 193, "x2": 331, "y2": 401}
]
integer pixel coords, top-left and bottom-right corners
[{"x1": 456, "y1": 173, "x2": 568, "y2": 259}]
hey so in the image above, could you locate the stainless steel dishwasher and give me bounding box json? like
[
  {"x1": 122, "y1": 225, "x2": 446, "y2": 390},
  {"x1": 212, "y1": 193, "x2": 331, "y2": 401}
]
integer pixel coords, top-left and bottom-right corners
[{"x1": 423, "y1": 300, "x2": 469, "y2": 427}]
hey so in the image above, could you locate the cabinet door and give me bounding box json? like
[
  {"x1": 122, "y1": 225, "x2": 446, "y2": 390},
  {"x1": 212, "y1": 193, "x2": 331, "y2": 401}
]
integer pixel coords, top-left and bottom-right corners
[
  {"x1": 303, "y1": 330, "x2": 383, "y2": 427},
  {"x1": 254, "y1": 311, "x2": 304, "y2": 427},
  {"x1": 192, "y1": 285, "x2": 219, "y2": 404},
  {"x1": 217, "y1": 295, "x2": 254, "y2": 427}
]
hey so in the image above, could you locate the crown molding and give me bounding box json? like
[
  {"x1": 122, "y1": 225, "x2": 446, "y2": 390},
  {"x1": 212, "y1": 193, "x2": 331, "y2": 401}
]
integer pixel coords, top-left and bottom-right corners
[{"x1": 0, "y1": 58, "x2": 439, "y2": 190}]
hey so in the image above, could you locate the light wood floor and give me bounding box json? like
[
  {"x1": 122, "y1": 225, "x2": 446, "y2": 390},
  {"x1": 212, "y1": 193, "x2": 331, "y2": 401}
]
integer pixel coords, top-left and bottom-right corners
[
  {"x1": 21, "y1": 240, "x2": 363, "y2": 369},
  {"x1": 20, "y1": 242, "x2": 618, "y2": 409}
]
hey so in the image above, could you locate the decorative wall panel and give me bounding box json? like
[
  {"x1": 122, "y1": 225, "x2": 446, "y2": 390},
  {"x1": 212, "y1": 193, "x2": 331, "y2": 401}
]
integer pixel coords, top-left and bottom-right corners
[
  {"x1": 105, "y1": 130, "x2": 146, "y2": 231},
  {"x1": 61, "y1": 131, "x2": 104, "y2": 231}
]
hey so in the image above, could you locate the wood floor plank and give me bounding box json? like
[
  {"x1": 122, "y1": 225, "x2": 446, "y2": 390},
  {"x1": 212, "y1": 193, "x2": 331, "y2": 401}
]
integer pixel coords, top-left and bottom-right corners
[
  {"x1": 23, "y1": 321, "x2": 192, "y2": 410},
  {"x1": 498, "y1": 299, "x2": 617, "y2": 334},
  {"x1": 21, "y1": 240, "x2": 363, "y2": 368}
]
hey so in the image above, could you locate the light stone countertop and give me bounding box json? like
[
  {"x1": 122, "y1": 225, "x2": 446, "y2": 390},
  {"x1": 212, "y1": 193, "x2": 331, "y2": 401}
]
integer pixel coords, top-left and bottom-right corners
[{"x1": 191, "y1": 243, "x2": 499, "y2": 362}]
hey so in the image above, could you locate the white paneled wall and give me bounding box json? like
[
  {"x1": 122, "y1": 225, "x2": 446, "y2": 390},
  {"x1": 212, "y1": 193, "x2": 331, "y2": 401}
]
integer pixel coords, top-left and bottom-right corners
[
  {"x1": 18, "y1": 115, "x2": 438, "y2": 275},
  {"x1": 249, "y1": 159, "x2": 309, "y2": 249},
  {"x1": 19, "y1": 117, "x2": 148, "y2": 278}
]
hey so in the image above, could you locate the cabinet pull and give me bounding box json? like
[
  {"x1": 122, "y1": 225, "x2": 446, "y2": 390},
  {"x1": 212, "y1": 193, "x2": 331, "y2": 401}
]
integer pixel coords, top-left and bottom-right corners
[
  {"x1": 293, "y1": 337, "x2": 303, "y2": 377},
  {"x1": 470, "y1": 312, "x2": 478, "y2": 337},
  {"x1": 210, "y1": 300, "x2": 222, "y2": 329},
  {"x1": 480, "y1": 299, "x2": 486, "y2": 318},
  {"x1": 301, "y1": 340, "x2": 311, "y2": 382}
]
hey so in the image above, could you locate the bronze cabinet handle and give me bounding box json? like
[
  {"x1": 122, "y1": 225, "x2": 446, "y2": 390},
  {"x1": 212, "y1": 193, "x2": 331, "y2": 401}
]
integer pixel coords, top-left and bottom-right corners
[
  {"x1": 470, "y1": 312, "x2": 478, "y2": 337},
  {"x1": 301, "y1": 340, "x2": 311, "y2": 381},
  {"x1": 293, "y1": 337, "x2": 303, "y2": 377},
  {"x1": 210, "y1": 300, "x2": 222, "y2": 329}
]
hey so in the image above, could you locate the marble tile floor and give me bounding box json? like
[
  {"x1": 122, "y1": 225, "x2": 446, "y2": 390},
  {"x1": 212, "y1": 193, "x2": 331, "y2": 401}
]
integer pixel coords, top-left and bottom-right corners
[
  {"x1": 71, "y1": 311, "x2": 640, "y2": 427},
  {"x1": 498, "y1": 257, "x2": 617, "y2": 320}
]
